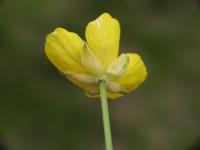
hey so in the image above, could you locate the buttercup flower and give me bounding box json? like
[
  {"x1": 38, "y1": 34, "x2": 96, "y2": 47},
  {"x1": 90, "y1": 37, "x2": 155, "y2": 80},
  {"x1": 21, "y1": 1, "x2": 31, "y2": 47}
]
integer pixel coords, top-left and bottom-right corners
[{"x1": 45, "y1": 13, "x2": 147, "y2": 99}]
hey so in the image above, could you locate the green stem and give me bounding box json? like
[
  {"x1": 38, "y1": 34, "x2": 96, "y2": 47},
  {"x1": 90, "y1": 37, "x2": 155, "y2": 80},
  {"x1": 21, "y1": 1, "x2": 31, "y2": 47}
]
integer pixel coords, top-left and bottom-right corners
[{"x1": 98, "y1": 80, "x2": 113, "y2": 150}]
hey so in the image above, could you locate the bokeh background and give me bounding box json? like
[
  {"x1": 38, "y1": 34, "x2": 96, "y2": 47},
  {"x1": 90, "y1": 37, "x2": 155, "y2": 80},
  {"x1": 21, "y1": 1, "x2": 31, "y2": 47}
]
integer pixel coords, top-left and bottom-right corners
[{"x1": 1, "y1": 0, "x2": 200, "y2": 150}]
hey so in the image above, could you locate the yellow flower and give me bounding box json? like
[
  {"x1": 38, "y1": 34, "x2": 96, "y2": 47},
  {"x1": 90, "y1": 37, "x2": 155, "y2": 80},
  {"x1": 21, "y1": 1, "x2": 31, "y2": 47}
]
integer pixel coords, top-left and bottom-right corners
[{"x1": 45, "y1": 13, "x2": 147, "y2": 99}]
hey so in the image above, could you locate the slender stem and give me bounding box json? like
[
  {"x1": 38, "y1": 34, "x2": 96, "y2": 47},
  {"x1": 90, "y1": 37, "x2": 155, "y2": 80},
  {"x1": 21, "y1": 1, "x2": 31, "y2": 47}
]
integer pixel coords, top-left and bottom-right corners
[{"x1": 98, "y1": 80, "x2": 113, "y2": 150}]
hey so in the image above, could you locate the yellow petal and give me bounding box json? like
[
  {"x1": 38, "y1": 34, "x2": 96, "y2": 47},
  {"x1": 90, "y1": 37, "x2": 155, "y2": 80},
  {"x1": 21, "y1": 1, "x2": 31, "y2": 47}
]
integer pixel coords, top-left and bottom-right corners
[
  {"x1": 81, "y1": 43, "x2": 104, "y2": 77},
  {"x1": 106, "y1": 53, "x2": 129, "y2": 81},
  {"x1": 115, "y1": 53, "x2": 147, "y2": 92},
  {"x1": 45, "y1": 27, "x2": 86, "y2": 73},
  {"x1": 85, "y1": 13, "x2": 120, "y2": 68}
]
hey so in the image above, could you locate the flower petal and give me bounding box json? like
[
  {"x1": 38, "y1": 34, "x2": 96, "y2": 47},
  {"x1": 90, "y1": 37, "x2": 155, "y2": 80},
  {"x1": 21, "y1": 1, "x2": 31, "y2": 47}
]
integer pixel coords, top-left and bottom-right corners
[
  {"x1": 45, "y1": 27, "x2": 86, "y2": 73},
  {"x1": 85, "y1": 13, "x2": 120, "y2": 68},
  {"x1": 115, "y1": 53, "x2": 147, "y2": 92}
]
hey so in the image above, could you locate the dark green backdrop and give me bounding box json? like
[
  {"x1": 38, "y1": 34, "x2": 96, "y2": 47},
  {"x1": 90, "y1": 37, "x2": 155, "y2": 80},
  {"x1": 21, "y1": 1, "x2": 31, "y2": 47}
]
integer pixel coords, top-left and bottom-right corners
[{"x1": 0, "y1": 0, "x2": 200, "y2": 150}]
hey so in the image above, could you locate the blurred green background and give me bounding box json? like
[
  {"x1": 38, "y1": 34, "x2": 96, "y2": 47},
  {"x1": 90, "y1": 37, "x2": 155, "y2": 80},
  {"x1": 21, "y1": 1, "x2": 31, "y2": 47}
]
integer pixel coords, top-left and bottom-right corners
[{"x1": 0, "y1": 0, "x2": 200, "y2": 150}]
